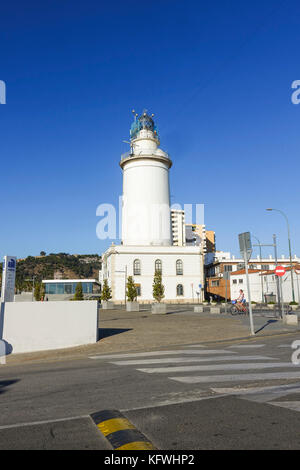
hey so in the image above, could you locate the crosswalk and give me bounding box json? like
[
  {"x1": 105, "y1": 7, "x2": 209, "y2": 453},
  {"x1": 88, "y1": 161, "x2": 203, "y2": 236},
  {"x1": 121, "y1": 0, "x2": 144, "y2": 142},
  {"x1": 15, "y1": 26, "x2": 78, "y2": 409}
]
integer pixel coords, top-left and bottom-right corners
[{"x1": 89, "y1": 343, "x2": 300, "y2": 412}]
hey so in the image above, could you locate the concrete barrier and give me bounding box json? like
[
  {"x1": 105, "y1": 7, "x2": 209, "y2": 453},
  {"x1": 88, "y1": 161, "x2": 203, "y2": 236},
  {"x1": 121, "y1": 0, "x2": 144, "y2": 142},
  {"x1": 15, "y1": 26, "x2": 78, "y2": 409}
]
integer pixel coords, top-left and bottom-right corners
[
  {"x1": 126, "y1": 302, "x2": 140, "y2": 312},
  {"x1": 101, "y1": 301, "x2": 115, "y2": 310},
  {"x1": 194, "y1": 306, "x2": 204, "y2": 313},
  {"x1": 0, "y1": 301, "x2": 98, "y2": 354},
  {"x1": 283, "y1": 314, "x2": 298, "y2": 326},
  {"x1": 210, "y1": 307, "x2": 221, "y2": 314},
  {"x1": 152, "y1": 303, "x2": 167, "y2": 314}
]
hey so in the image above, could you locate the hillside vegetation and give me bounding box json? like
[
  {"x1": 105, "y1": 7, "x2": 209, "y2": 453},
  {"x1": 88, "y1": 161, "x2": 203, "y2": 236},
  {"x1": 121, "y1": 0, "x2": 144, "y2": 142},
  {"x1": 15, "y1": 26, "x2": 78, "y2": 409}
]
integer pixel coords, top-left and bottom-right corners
[{"x1": 0, "y1": 253, "x2": 102, "y2": 293}]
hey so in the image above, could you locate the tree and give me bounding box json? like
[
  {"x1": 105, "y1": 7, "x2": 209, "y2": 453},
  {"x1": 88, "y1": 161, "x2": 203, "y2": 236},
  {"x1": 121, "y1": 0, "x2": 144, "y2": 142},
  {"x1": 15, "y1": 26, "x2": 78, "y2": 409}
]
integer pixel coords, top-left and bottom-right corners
[
  {"x1": 126, "y1": 276, "x2": 137, "y2": 302},
  {"x1": 101, "y1": 279, "x2": 112, "y2": 301},
  {"x1": 40, "y1": 283, "x2": 45, "y2": 300},
  {"x1": 34, "y1": 282, "x2": 41, "y2": 301},
  {"x1": 152, "y1": 270, "x2": 165, "y2": 303},
  {"x1": 74, "y1": 282, "x2": 84, "y2": 300},
  {"x1": 40, "y1": 251, "x2": 46, "y2": 257}
]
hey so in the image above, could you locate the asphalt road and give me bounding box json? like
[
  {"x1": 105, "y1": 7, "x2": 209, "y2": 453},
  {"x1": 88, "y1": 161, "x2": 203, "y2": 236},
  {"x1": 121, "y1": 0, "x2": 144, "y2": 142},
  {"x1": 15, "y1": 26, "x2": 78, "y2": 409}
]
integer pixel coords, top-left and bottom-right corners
[{"x1": 0, "y1": 333, "x2": 300, "y2": 449}]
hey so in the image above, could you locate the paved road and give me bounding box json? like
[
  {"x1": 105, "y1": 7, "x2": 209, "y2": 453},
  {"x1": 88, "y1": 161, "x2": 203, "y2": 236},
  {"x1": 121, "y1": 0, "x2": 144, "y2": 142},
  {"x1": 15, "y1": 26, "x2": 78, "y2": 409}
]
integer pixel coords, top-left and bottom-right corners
[{"x1": 0, "y1": 333, "x2": 299, "y2": 449}]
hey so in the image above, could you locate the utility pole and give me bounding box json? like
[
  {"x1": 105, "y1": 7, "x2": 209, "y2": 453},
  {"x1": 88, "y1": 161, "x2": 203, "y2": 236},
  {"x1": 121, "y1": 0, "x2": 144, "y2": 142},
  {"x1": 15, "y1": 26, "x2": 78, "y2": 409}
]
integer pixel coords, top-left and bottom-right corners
[
  {"x1": 252, "y1": 235, "x2": 264, "y2": 304},
  {"x1": 253, "y1": 234, "x2": 283, "y2": 318},
  {"x1": 25, "y1": 276, "x2": 36, "y2": 302},
  {"x1": 266, "y1": 209, "x2": 295, "y2": 302},
  {"x1": 239, "y1": 232, "x2": 255, "y2": 336}
]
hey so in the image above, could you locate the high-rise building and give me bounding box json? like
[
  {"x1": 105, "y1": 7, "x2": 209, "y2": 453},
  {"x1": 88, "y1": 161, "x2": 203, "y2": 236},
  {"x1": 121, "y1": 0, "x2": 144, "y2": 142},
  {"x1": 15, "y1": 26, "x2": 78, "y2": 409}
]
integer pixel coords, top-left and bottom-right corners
[{"x1": 171, "y1": 210, "x2": 186, "y2": 247}]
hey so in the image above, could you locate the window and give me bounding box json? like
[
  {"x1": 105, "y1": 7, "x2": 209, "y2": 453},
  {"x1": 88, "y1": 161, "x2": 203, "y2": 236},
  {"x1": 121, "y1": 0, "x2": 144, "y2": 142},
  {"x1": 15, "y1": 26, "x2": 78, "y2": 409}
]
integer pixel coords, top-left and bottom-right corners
[
  {"x1": 239, "y1": 279, "x2": 243, "y2": 284},
  {"x1": 133, "y1": 259, "x2": 141, "y2": 275},
  {"x1": 176, "y1": 259, "x2": 183, "y2": 275},
  {"x1": 261, "y1": 265, "x2": 269, "y2": 270},
  {"x1": 211, "y1": 280, "x2": 219, "y2": 287},
  {"x1": 155, "y1": 259, "x2": 162, "y2": 273},
  {"x1": 64, "y1": 283, "x2": 72, "y2": 294},
  {"x1": 177, "y1": 284, "x2": 184, "y2": 296},
  {"x1": 224, "y1": 265, "x2": 233, "y2": 272},
  {"x1": 233, "y1": 279, "x2": 237, "y2": 284},
  {"x1": 135, "y1": 284, "x2": 141, "y2": 297},
  {"x1": 249, "y1": 264, "x2": 257, "y2": 270}
]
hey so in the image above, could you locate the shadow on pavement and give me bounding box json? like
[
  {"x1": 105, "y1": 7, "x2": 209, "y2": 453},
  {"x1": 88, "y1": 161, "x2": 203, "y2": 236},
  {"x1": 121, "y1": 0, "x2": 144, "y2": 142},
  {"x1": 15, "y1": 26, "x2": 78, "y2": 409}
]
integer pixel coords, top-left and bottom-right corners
[
  {"x1": 98, "y1": 328, "x2": 132, "y2": 340},
  {"x1": 0, "y1": 379, "x2": 19, "y2": 396},
  {"x1": 255, "y1": 319, "x2": 278, "y2": 334}
]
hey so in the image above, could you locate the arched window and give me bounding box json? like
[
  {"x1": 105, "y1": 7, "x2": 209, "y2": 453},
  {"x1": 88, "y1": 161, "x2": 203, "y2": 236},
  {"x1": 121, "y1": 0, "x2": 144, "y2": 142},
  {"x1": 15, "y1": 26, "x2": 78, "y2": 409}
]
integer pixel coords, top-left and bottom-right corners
[
  {"x1": 176, "y1": 259, "x2": 183, "y2": 275},
  {"x1": 155, "y1": 259, "x2": 162, "y2": 273},
  {"x1": 133, "y1": 259, "x2": 141, "y2": 276},
  {"x1": 177, "y1": 284, "x2": 184, "y2": 296}
]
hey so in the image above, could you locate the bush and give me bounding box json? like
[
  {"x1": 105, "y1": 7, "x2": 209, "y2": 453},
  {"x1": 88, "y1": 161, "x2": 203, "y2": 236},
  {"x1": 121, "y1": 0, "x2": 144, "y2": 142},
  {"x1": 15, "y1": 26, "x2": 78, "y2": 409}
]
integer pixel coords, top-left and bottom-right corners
[
  {"x1": 289, "y1": 301, "x2": 299, "y2": 305},
  {"x1": 152, "y1": 270, "x2": 165, "y2": 303},
  {"x1": 126, "y1": 276, "x2": 137, "y2": 302},
  {"x1": 73, "y1": 282, "x2": 84, "y2": 300},
  {"x1": 101, "y1": 279, "x2": 112, "y2": 301}
]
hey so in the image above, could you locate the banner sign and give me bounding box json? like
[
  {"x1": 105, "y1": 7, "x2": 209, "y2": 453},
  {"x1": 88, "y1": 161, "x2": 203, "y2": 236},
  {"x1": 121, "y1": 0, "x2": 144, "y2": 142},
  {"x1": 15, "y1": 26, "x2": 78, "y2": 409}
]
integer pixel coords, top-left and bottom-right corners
[{"x1": 1, "y1": 256, "x2": 17, "y2": 302}]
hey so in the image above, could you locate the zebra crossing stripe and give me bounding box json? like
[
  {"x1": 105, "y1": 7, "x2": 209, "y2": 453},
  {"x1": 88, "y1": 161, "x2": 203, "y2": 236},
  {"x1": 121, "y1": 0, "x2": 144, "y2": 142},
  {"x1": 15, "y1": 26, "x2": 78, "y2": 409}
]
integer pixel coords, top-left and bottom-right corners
[
  {"x1": 89, "y1": 349, "x2": 237, "y2": 360},
  {"x1": 137, "y1": 362, "x2": 295, "y2": 374},
  {"x1": 111, "y1": 355, "x2": 275, "y2": 366},
  {"x1": 268, "y1": 401, "x2": 300, "y2": 412},
  {"x1": 228, "y1": 344, "x2": 265, "y2": 349},
  {"x1": 169, "y1": 371, "x2": 300, "y2": 384},
  {"x1": 211, "y1": 382, "x2": 300, "y2": 396}
]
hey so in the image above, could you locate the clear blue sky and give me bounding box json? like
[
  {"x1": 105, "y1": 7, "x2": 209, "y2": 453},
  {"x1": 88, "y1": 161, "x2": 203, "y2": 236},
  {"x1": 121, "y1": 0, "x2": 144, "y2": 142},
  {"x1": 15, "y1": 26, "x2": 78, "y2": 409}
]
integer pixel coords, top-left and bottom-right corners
[{"x1": 1, "y1": 0, "x2": 299, "y2": 260}]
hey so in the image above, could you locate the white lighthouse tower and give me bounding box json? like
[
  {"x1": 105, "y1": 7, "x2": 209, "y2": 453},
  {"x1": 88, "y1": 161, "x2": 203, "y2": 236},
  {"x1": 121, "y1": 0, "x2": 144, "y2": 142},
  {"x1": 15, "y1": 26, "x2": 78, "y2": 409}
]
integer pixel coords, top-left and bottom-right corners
[
  {"x1": 99, "y1": 110, "x2": 205, "y2": 304},
  {"x1": 121, "y1": 111, "x2": 172, "y2": 246}
]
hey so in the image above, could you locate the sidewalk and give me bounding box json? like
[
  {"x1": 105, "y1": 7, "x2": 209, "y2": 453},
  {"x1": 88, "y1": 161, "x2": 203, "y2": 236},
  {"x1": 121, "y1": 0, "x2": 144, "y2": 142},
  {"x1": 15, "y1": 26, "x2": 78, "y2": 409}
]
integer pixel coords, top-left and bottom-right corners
[{"x1": 3, "y1": 305, "x2": 299, "y2": 367}]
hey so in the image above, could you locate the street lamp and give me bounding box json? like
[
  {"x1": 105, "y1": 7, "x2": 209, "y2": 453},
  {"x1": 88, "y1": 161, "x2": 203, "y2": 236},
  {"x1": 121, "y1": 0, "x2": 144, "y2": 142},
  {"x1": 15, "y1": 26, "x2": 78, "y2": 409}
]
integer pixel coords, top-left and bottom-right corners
[
  {"x1": 266, "y1": 208, "x2": 295, "y2": 302},
  {"x1": 252, "y1": 235, "x2": 264, "y2": 303}
]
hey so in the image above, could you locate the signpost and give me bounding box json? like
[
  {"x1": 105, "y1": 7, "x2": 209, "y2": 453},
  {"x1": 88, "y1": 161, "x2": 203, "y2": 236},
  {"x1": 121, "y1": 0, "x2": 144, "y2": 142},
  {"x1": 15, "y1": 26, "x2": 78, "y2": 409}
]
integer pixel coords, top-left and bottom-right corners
[
  {"x1": 238, "y1": 233, "x2": 255, "y2": 336},
  {"x1": 223, "y1": 271, "x2": 230, "y2": 314},
  {"x1": 252, "y1": 234, "x2": 283, "y2": 318},
  {"x1": 275, "y1": 266, "x2": 286, "y2": 277},
  {"x1": 275, "y1": 266, "x2": 286, "y2": 317},
  {"x1": 1, "y1": 256, "x2": 16, "y2": 303}
]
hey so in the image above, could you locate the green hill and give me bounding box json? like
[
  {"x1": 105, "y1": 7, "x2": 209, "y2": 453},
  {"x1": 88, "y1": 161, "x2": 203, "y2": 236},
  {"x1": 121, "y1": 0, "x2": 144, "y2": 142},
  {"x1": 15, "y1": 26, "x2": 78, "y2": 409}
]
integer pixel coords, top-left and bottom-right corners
[{"x1": 0, "y1": 253, "x2": 102, "y2": 293}]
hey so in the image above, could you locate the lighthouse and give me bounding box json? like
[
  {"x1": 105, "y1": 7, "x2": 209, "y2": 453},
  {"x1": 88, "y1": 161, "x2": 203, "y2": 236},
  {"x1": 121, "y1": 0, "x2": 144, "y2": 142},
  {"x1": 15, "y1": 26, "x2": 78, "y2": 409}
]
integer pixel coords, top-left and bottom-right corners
[
  {"x1": 99, "y1": 110, "x2": 205, "y2": 304},
  {"x1": 120, "y1": 111, "x2": 172, "y2": 247}
]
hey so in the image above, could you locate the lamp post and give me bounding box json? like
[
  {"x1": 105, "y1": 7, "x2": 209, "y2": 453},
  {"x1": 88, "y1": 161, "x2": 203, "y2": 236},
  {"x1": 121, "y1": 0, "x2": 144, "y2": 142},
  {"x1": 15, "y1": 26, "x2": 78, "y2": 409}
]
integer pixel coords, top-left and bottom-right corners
[
  {"x1": 25, "y1": 277, "x2": 36, "y2": 301},
  {"x1": 266, "y1": 208, "x2": 295, "y2": 302},
  {"x1": 252, "y1": 235, "x2": 264, "y2": 304}
]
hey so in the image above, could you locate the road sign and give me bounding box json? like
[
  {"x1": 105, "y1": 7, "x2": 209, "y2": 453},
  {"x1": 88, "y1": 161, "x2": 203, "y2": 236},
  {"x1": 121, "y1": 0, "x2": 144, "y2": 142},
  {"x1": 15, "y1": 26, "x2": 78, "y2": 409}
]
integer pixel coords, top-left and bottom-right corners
[
  {"x1": 1, "y1": 256, "x2": 17, "y2": 302},
  {"x1": 238, "y1": 232, "x2": 255, "y2": 336},
  {"x1": 275, "y1": 266, "x2": 286, "y2": 277},
  {"x1": 239, "y1": 232, "x2": 252, "y2": 260}
]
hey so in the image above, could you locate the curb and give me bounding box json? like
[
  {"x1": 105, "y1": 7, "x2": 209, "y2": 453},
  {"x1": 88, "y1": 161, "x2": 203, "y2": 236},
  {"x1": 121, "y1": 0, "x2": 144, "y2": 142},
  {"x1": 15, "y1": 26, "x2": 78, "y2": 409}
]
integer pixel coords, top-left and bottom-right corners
[{"x1": 91, "y1": 410, "x2": 156, "y2": 450}]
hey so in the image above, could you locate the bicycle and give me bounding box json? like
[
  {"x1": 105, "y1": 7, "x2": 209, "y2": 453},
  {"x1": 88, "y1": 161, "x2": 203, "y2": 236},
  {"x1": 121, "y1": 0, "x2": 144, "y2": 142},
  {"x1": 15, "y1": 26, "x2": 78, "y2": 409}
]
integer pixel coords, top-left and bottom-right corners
[{"x1": 230, "y1": 300, "x2": 248, "y2": 316}]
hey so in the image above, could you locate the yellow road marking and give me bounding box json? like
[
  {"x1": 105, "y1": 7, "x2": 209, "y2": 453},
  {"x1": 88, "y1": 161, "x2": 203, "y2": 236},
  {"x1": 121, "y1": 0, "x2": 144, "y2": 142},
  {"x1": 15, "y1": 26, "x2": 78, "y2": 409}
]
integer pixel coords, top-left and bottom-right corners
[
  {"x1": 116, "y1": 441, "x2": 156, "y2": 450},
  {"x1": 97, "y1": 417, "x2": 136, "y2": 436}
]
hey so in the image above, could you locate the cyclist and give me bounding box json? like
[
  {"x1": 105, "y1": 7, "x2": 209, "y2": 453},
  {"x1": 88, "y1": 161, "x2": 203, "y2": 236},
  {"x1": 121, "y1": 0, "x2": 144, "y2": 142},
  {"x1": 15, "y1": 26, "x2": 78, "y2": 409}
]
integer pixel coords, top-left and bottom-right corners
[{"x1": 236, "y1": 289, "x2": 246, "y2": 312}]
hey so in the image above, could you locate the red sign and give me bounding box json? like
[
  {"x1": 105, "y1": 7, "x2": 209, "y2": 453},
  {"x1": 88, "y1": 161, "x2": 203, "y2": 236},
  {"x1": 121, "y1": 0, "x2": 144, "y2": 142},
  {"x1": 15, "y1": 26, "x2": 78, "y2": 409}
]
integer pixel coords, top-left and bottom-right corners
[{"x1": 275, "y1": 266, "x2": 286, "y2": 277}]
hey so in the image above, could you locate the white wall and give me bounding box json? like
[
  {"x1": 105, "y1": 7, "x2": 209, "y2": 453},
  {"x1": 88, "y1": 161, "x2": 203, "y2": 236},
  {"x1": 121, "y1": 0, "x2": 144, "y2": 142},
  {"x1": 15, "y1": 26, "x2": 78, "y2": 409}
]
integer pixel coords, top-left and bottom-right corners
[
  {"x1": 1, "y1": 301, "x2": 98, "y2": 354},
  {"x1": 230, "y1": 271, "x2": 300, "y2": 303},
  {"x1": 103, "y1": 246, "x2": 204, "y2": 303}
]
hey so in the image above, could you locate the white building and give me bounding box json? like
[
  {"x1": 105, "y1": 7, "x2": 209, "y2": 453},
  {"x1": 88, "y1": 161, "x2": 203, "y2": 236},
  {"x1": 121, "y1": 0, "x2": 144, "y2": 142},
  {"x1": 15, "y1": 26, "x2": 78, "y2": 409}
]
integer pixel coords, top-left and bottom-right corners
[
  {"x1": 171, "y1": 209, "x2": 186, "y2": 247},
  {"x1": 99, "y1": 111, "x2": 204, "y2": 303},
  {"x1": 230, "y1": 266, "x2": 300, "y2": 303}
]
